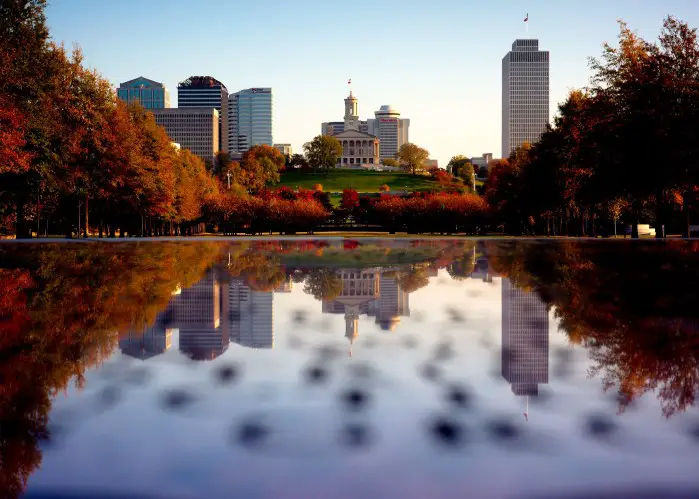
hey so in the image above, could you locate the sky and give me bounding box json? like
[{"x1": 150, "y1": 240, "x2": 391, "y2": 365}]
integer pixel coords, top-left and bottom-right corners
[{"x1": 46, "y1": 0, "x2": 699, "y2": 166}]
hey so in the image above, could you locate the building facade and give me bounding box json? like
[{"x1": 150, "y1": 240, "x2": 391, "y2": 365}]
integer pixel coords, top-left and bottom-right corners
[
  {"x1": 228, "y1": 88, "x2": 274, "y2": 153},
  {"x1": 274, "y1": 143, "x2": 292, "y2": 157},
  {"x1": 502, "y1": 39, "x2": 550, "y2": 158},
  {"x1": 117, "y1": 77, "x2": 170, "y2": 109},
  {"x1": 151, "y1": 108, "x2": 219, "y2": 162},
  {"x1": 178, "y1": 76, "x2": 228, "y2": 153},
  {"x1": 501, "y1": 278, "x2": 549, "y2": 396},
  {"x1": 367, "y1": 105, "x2": 409, "y2": 161},
  {"x1": 333, "y1": 129, "x2": 380, "y2": 167},
  {"x1": 226, "y1": 278, "x2": 274, "y2": 349}
]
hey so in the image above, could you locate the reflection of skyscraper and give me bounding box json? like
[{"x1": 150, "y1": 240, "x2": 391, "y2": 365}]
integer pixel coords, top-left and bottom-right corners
[
  {"x1": 227, "y1": 278, "x2": 274, "y2": 349},
  {"x1": 162, "y1": 269, "x2": 229, "y2": 361},
  {"x1": 367, "y1": 275, "x2": 409, "y2": 331},
  {"x1": 119, "y1": 326, "x2": 173, "y2": 360},
  {"x1": 501, "y1": 278, "x2": 549, "y2": 397}
]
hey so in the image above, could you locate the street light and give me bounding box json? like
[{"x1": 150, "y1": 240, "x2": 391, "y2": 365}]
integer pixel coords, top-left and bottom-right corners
[{"x1": 226, "y1": 170, "x2": 232, "y2": 189}]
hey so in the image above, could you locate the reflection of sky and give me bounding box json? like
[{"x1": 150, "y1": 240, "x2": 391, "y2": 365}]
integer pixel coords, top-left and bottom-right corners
[{"x1": 29, "y1": 270, "x2": 699, "y2": 499}]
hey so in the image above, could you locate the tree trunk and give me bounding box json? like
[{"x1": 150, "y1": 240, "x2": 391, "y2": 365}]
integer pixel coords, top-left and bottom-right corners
[
  {"x1": 655, "y1": 188, "x2": 664, "y2": 239},
  {"x1": 15, "y1": 193, "x2": 31, "y2": 239},
  {"x1": 84, "y1": 195, "x2": 89, "y2": 238}
]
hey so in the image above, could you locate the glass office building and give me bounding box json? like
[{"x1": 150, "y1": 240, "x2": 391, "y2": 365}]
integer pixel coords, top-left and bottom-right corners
[
  {"x1": 178, "y1": 76, "x2": 228, "y2": 153},
  {"x1": 228, "y1": 88, "x2": 273, "y2": 153},
  {"x1": 501, "y1": 39, "x2": 550, "y2": 158},
  {"x1": 117, "y1": 77, "x2": 170, "y2": 109}
]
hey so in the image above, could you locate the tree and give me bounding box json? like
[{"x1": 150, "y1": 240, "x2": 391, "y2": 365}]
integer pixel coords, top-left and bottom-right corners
[
  {"x1": 303, "y1": 135, "x2": 342, "y2": 173},
  {"x1": 240, "y1": 145, "x2": 284, "y2": 192},
  {"x1": 397, "y1": 143, "x2": 429, "y2": 175},
  {"x1": 289, "y1": 153, "x2": 309, "y2": 170},
  {"x1": 382, "y1": 158, "x2": 399, "y2": 168},
  {"x1": 303, "y1": 269, "x2": 342, "y2": 301},
  {"x1": 214, "y1": 151, "x2": 232, "y2": 175}
]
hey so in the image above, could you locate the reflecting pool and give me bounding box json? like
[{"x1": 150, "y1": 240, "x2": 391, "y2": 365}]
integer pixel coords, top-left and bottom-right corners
[{"x1": 1, "y1": 239, "x2": 699, "y2": 499}]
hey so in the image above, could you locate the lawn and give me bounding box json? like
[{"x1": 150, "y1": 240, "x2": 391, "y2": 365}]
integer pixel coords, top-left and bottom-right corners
[{"x1": 277, "y1": 170, "x2": 441, "y2": 193}]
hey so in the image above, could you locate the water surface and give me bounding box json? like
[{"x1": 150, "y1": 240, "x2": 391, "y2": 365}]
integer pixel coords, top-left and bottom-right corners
[{"x1": 1, "y1": 239, "x2": 698, "y2": 499}]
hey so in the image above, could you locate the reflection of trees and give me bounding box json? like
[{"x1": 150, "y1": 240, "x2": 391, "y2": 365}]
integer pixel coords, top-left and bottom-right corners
[
  {"x1": 0, "y1": 243, "x2": 221, "y2": 497},
  {"x1": 487, "y1": 240, "x2": 699, "y2": 418},
  {"x1": 396, "y1": 265, "x2": 430, "y2": 293},
  {"x1": 223, "y1": 248, "x2": 287, "y2": 292},
  {"x1": 303, "y1": 269, "x2": 343, "y2": 301}
]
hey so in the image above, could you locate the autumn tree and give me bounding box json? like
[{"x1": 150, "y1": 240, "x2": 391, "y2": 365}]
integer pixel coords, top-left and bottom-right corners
[
  {"x1": 397, "y1": 143, "x2": 429, "y2": 175},
  {"x1": 382, "y1": 158, "x2": 399, "y2": 168},
  {"x1": 303, "y1": 135, "x2": 342, "y2": 173}
]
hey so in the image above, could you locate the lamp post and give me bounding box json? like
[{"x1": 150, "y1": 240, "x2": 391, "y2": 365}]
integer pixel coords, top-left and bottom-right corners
[{"x1": 226, "y1": 170, "x2": 232, "y2": 189}]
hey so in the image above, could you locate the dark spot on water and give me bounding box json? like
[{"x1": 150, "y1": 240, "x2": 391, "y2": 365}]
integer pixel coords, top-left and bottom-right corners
[
  {"x1": 446, "y1": 385, "x2": 471, "y2": 410},
  {"x1": 445, "y1": 307, "x2": 465, "y2": 323},
  {"x1": 287, "y1": 335, "x2": 304, "y2": 349},
  {"x1": 123, "y1": 367, "x2": 150, "y2": 386},
  {"x1": 38, "y1": 423, "x2": 65, "y2": 450},
  {"x1": 687, "y1": 424, "x2": 699, "y2": 442},
  {"x1": 402, "y1": 335, "x2": 418, "y2": 349},
  {"x1": 98, "y1": 385, "x2": 121, "y2": 409},
  {"x1": 487, "y1": 420, "x2": 521, "y2": 442},
  {"x1": 420, "y1": 363, "x2": 441, "y2": 383},
  {"x1": 292, "y1": 310, "x2": 307, "y2": 324},
  {"x1": 315, "y1": 344, "x2": 342, "y2": 361},
  {"x1": 585, "y1": 414, "x2": 617, "y2": 439},
  {"x1": 236, "y1": 421, "x2": 269, "y2": 448},
  {"x1": 434, "y1": 341, "x2": 455, "y2": 362},
  {"x1": 341, "y1": 388, "x2": 370, "y2": 412},
  {"x1": 347, "y1": 362, "x2": 374, "y2": 380},
  {"x1": 363, "y1": 337, "x2": 377, "y2": 349},
  {"x1": 161, "y1": 389, "x2": 196, "y2": 410},
  {"x1": 430, "y1": 417, "x2": 464, "y2": 446},
  {"x1": 304, "y1": 365, "x2": 329, "y2": 385},
  {"x1": 340, "y1": 423, "x2": 373, "y2": 449},
  {"x1": 214, "y1": 364, "x2": 239, "y2": 385}
]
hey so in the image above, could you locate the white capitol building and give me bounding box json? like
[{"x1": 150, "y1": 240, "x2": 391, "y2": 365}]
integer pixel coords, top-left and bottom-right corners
[{"x1": 321, "y1": 92, "x2": 410, "y2": 169}]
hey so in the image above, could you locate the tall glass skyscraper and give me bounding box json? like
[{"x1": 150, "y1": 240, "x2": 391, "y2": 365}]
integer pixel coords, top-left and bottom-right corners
[
  {"x1": 117, "y1": 77, "x2": 170, "y2": 109},
  {"x1": 177, "y1": 76, "x2": 228, "y2": 153},
  {"x1": 227, "y1": 88, "x2": 273, "y2": 153},
  {"x1": 501, "y1": 39, "x2": 550, "y2": 158}
]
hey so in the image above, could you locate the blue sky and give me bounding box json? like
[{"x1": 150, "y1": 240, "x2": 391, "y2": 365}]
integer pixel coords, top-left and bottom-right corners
[{"x1": 46, "y1": 0, "x2": 699, "y2": 165}]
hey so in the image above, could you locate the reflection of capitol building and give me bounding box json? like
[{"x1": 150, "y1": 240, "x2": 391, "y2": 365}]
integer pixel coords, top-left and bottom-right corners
[
  {"x1": 322, "y1": 269, "x2": 410, "y2": 353},
  {"x1": 501, "y1": 278, "x2": 549, "y2": 399}
]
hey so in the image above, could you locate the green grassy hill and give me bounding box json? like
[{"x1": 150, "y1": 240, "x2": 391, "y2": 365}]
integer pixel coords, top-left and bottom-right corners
[{"x1": 277, "y1": 170, "x2": 440, "y2": 193}]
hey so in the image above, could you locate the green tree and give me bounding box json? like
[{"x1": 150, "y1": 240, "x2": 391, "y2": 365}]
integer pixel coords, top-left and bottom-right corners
[
  {"x1": 303, "y1": 135, "x2": 342, "y2": 173},
  {"x1": 289, "y1": 153, "x2": 309, "y2": 169},
  {"x1": 303, "y1": 268, "x2": 342, "y2": 301},
  {"x1": 397, "y1": 143, "x2": 429, "y2": 175},
  {"x1": 381, "y1": 158, "x2": 399, "y2": 168}
]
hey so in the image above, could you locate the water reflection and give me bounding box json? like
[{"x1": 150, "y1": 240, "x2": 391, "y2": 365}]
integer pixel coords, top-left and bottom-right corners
[{"x1": 1, "y1": 239, "x2": 699, "y2": 498}]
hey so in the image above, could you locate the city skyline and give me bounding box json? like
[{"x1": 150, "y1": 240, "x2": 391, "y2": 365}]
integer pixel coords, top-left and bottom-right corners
[{"x1": 45, "y1": 0, "x2": 699, "y2": 166}]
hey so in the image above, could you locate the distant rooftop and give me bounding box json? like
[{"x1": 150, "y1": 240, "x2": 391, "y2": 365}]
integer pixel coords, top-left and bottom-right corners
[{"x1": 178, "y1": 76, "x2": 227, "y2": 91}]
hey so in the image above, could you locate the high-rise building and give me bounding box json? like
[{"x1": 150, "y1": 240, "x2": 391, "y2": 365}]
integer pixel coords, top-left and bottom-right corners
[
  {"x1": 161, "y1": 269, "x2": 228, "y2": 361},
  {"x1": 367, "y1": 105, "x2": 410, "y2": 161},
  {"x1": 501, "y1": 278, "x2": 549, "y2": 396},
  {"x1": 150, "y1": 108, "x2": 219, "y2": 162},
  {"x1": 501, "y1": 39, "x2": 550, "y2": 158},
  {"x1": 119, "y1": 326, "x2": 173, "y2": 360},
  {"x1": 117, "y1": 77, "x2": 170, "y2": 109},
  {"x1": 226, "y1": 278, "x2": 274, "y2": 349},
  {"x1": 274, "y1": 144, "x2": 292, "y2": 157},
  {"x1": 227, "y1": 88, "x2": 274, "y2": 154},
  {"x1": 178, "y1": 76, "x2": 228, "y2": 153}
]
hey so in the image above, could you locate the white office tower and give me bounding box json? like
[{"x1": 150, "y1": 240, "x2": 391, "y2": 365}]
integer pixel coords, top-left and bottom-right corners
[
  {"x1": 367, "y1": 105, "x2": 410, "y2": 162},
  {"x1": 502, "y1": 39, "x2": 550, "y2": 158},
  {"x1": 227, "y1": 278, "x2": 274, "y2": 349}
]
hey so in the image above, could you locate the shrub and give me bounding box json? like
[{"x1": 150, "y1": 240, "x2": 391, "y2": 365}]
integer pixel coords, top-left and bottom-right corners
[
  {"x1": 379, "y1": 184, "x2": 390, "y2": 192},
  {"x1": 313, "y1": 183, "x2": 323, "y2": 192}
]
